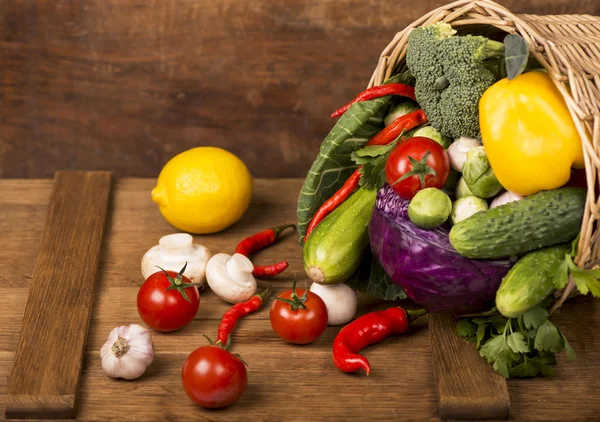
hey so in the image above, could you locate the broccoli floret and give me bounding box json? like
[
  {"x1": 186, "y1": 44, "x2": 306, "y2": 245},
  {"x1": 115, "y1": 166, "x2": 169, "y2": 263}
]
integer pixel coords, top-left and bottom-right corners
[{"x1": 406, "y1": 22, "x2": 504, "y2": 139}]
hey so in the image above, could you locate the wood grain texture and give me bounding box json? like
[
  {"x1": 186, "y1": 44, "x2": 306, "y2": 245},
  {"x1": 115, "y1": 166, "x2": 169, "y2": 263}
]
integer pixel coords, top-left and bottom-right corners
[
  {"x1": 1, "y1": 0, "x2": 600, "y2": 179},
  {"x1": 430, "y1": 313, "x2": 509, "y2": 420},
  {"x1": 1, "y1": 178, "x2": 600, "y2": 421},
  {"x1": 5, "y1": 172, "x2": 111, "y2": 419}
]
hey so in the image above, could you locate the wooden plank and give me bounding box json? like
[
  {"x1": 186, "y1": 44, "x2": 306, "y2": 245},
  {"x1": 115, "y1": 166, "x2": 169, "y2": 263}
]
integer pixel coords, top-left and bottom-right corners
[
  {"x1": 2, "y1": 1, "x2": 600, "y2": 180},
  {"x1": 5, "y1": 171, "x2": 111, "y2": 419},
  {"x1": 430, "y1": 313, "x2": 510, "y2": 420},
  {"x1": 2, "y1": 179, "x2": 600, "y2": 421}
]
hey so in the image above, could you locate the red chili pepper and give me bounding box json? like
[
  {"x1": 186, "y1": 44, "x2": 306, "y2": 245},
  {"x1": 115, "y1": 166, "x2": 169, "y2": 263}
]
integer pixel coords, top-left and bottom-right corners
[
  {"x1": 331, "y1": 84, "x2": 416, "y2": 118},
  {"x1": 332, "y1": 307, "x2": 426, "y2": 375},
  {"x1": 366, "y1": 109, "x2": 428, "y2": 146},
  {"x1": 216, "y1": 283, "x2": 272, "y2": 346},
  {"x1": 304, "y1": 169, "x2": 361, "y2": 240},
  {"x1": 235, "y1": 224, "x2": 296, "y2": 278},
  {"x1": 304, "y1": 110, "x2": 428, "y2": 240}
]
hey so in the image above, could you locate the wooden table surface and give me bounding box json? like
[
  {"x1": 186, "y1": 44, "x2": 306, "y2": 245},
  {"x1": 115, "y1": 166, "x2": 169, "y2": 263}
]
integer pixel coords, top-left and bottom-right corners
[{"x1": 1, "y1": 178, "x2": 600, "y2": 421}]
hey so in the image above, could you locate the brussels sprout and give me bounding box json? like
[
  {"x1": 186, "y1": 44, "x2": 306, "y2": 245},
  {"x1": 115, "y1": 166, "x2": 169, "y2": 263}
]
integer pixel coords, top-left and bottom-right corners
[
  {"x1": 447, "y1": 137, "x2": 480, "y2": 172},
  {"x1": 442, "y1": 168, "x2": 460, "y2": 196},
  {"x1": 455, "y1": 177, "x2": 474, "y2": 199},
  {"x1": 462, "y1": 147, "x2": 503, "y2": 198},
  {"x1": 384, "y1": 101, "x2": 419, "y2": 126},
  {"x1": 450, "y1": 196, "x2": 488, "y2": 225},
  {"x1": 413, "y1": 126, "x2": 452, "y2": 148},
  {"x1": 408, "y1": 188, "x2": 452, "y2": 229}
]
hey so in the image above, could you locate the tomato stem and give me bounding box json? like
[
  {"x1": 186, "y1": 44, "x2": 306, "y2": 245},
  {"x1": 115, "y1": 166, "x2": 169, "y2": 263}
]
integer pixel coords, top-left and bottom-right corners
[
  {"x1": 156, "y1": 263, "x2": 203, "y2": 303},
  {"x1": 392, "y1": 150, "x2": 437, "y2": 190},
  {"x1": 275, "y1": 277, "x2": 308, "y2": 311}
]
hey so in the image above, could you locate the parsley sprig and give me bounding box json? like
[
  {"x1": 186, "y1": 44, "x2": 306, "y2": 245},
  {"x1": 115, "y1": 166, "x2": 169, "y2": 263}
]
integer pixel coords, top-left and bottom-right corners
[
  {"x1": 457, "y1": 307, "x2": 575, "y2": 378},
  {"x1": 350, "y1": 139, "x2": 400, "y2": 190},
  {"x1": 457, "y1": 236, "x2": 599, "y2": 378}
]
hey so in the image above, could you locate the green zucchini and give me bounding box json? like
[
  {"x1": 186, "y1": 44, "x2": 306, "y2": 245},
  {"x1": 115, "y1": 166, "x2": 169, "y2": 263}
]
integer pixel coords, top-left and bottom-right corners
[
  {"x1": 303, "y1": 187, "x2": 377, "y2": 284},
  {"x1": 449, "y1": 187, "x2": 585, "y2": 259},
  {"x1": 496, "y1": 244, "x2": 570, "y2": 318}
]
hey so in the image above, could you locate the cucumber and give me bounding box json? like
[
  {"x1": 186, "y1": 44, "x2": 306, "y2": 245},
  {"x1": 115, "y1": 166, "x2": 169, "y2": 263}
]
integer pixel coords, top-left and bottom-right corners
[
  {"x1": 303, "y1": 187, "x2": 377, "y2": 284},
  {"x1": 496, "y1": 244, "x2": 569, "y2": 318},
  {"x1": 449, "y1": 187, "x2": 585, "y2": 259}
]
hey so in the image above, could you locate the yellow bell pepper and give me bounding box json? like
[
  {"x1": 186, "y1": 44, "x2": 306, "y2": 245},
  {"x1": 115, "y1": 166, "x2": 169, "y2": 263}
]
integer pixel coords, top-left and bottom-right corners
[{"x1": 479, "y1": 71, "x2": 584, "y2": 196}]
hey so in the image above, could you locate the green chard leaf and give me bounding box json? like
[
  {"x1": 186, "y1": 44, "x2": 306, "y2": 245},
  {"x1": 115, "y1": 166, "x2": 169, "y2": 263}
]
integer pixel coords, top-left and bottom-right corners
[
  {"x1": 296, "y1": 72, "x2": 413, "y2": 241},
  {"x1": 345, "y1": 251, "x2": 407, "y2": 301}
]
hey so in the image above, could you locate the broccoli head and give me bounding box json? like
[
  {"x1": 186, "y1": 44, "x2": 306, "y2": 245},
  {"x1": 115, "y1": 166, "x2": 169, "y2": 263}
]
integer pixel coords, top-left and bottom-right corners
[{"x1": 406, "y1": 22, "x2": 504, "y2": 139}]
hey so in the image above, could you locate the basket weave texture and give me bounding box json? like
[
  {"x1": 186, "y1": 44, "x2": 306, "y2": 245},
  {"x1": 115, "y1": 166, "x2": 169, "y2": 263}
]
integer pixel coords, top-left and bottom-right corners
[{"x1": 369, "y1": 0, "x2": 600, "y2": 312}]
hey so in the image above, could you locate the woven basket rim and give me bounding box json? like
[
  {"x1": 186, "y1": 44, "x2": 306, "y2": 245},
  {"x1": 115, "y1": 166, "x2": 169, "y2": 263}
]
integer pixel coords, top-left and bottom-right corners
[{"x1": 369, "y1": 0, "x2": 600, "y2": 312}]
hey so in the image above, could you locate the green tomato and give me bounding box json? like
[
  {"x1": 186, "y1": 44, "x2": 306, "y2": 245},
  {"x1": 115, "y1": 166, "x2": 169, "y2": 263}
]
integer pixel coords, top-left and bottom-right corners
[
  {"x1": 455, "y1": 177, "x2": 474, "y2": 199},
  {"x1": 450, "y1": 196, "x2": 488, "y2": 225},
  {"x1": 413, "y1": 126, "x2": 452, "y2": 149},
  {"x1": 462, "y1": 147, "x2": 503, "y2": 198},
  {"x1": 384, "y1": 101, "x2": 419, "y2": 127},
  {"x1": 408, "y1": 188, "x2": 452, "y2": 229}
]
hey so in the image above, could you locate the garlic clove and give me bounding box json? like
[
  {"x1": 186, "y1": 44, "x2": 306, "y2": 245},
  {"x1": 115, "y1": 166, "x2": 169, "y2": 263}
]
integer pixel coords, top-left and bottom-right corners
[
  {"x1": 141, "y1": 233, "x2": 211, "y2": 285},
  {"x1": 101, "y1": 324, "x2": 154, "y2": 380}
]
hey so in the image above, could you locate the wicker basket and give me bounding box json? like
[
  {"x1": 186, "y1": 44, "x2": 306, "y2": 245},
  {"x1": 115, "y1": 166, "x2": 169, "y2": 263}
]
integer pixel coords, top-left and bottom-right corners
[{"x1": 368, "y1": 0, "x2": 600, "y2": 313}]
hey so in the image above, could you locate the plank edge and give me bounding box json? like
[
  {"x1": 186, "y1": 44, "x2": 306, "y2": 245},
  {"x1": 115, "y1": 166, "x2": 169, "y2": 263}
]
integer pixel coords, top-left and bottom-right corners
[{"x1": 5, "y1": 393, "x2": 76, "y2": 419}]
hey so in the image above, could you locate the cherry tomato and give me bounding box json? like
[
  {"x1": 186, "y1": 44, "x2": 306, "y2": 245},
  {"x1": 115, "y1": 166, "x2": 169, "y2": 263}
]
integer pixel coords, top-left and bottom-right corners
[
  {"x1": 385, "y1": 136, "x2": 450, "y2": 199},
  {"x1": 270, "y1": 280, "x2": 328, "y2": 344},
  {"x1": 137, "y1": 265, "x2": 200, "y2": 332},
  {"x1": 182, "y1": 345, "x2": 247, "y2": 409}
]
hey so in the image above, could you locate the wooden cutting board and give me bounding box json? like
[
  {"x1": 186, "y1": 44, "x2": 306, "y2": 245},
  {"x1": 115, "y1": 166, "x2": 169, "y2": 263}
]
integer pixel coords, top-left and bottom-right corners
[{"x1": 1, "y1": 177, "x2": 599, "y2": 421}]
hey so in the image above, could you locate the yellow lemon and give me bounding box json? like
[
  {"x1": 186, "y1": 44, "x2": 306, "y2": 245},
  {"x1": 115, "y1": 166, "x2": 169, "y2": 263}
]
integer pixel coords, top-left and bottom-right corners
[{"x1": 151, "y1": 147, "x2": 253, "y2": 234}]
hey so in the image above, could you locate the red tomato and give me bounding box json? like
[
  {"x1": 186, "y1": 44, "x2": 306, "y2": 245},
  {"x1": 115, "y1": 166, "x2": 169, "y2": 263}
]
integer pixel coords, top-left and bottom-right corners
[
  {"x1": 270, "y1": 282, "x2": 328, "y2": 345},
  {"x1": 137, "y1": 267, "x2": 200, "y2": 332},
  {"x1": 385, "y1": 136, "x2": 450, "y2": 199},
  {"x1": 182, "y1": 345, "x2": 247, "y2": 409}
]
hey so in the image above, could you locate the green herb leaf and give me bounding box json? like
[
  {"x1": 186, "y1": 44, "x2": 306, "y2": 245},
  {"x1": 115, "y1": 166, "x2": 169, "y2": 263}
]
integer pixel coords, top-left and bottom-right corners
[
  {"x1": 509, "y1": 359, "x2": 541, "y2": 378},
  {"x1": 571, "y1": 270, "x2": 600, "y2": 297},
  {"x1": 504, "y1": 34, "x2": 529, "y2": 80},
  {"x1": 522, "y1": 307, "x2": 548, "y2": 330},
  {"x1": 493, "y1": 353, "x2": 511, "y2": 378},
  {"x1": 296, "y1": 72, "x2": 413, "y2": 241},
  {"x1": 480, "y1": 335, "x2": 507, "y2": 362},
  {"x1": 534, "y1": 320, "x2": 564, "y2": 353},
  {"x1": 556, "y1": 328, "x2": 576, "y2": 361},
  {"x1": 457, "y1": 319, "x2": 477, "y2": 339},
  {"x1": 552, "y1": 258, "x2": 570, "y2": 289},
  {"x1": 507, "y1": 332, "x2": 529, "y2": 354},
  {"x1": 476, "y1": 323, "x2": 487, "y2": 349},
  {"x1": 345, "y1": 251, "x2": 407, "y2": 301}
]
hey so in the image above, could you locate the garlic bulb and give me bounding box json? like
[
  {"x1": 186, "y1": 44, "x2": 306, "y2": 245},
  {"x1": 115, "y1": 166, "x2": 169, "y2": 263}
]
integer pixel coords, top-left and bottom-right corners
[{"x1": 101, "y1": 324, "x2": 154, "y2": 380}]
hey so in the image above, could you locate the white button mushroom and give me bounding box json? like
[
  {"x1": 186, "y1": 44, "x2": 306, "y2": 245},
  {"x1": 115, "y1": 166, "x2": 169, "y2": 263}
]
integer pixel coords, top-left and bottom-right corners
[
  {"x1": 309, "y1": 282, "x2": 357, "y2": 326},
  {"x1": 141, "y1": 233, "x2": 211, "y2": 285},
  {"x1": 206, "y1": 253, "x2": 257, "y2": 304}
]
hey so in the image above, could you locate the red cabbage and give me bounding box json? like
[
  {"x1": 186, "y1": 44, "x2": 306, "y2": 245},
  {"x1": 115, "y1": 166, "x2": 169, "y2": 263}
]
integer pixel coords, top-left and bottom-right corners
[{"x1": 369, "y1": 184, "x2": 512, "y2": 315}]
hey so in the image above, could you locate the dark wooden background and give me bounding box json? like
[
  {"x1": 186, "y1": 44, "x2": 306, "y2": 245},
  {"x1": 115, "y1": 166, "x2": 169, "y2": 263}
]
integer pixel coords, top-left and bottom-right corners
[{"x1": 1, "y1": 0, "x2": 599, "y2": 179}]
